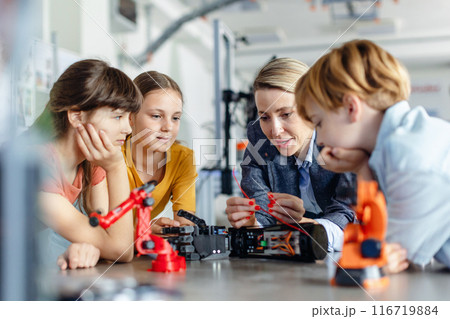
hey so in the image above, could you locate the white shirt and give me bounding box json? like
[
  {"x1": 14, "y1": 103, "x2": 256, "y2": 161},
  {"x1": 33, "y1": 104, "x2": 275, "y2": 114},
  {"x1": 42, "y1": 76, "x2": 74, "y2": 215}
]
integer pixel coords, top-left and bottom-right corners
[{"x1": 369, "y1": 101, "x2": 450, "y2": 267}]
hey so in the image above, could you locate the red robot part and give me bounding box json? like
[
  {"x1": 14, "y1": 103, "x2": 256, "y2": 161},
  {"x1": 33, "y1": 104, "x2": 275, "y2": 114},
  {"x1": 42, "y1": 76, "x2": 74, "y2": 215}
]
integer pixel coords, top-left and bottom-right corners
[
  {"x1": 134, "y1": 201, "x2": 186, "y2": 272},
  {"x1": 89, "y1": 181, "x2": 186, "y2": 273}
]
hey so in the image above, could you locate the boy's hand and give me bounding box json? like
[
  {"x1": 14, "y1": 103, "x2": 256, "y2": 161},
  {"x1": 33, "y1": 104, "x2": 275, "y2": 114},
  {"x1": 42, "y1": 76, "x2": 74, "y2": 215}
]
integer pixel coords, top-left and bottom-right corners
[
  {"x1": 320, "y1": 147, "x2": 373, "y2": 180},
  {"x1": 268, "y1": 193, "x2": 306, "y2": 225},
  {"x1": 225, "y1": 197, "x2": 258, "y2": 229},
  {"x1": 383, "y1": 242, "x2": 409, "y2": 274},
  {"x1": 57, "y1": 243, "x2": 100, "y2": 270}
]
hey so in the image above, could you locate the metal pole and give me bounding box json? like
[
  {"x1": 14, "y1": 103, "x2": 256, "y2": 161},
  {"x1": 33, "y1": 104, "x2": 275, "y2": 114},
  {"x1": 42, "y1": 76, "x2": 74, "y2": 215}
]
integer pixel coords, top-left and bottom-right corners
[{"x1": 135, "y1": 0, "x2": 242, "y2": 64}]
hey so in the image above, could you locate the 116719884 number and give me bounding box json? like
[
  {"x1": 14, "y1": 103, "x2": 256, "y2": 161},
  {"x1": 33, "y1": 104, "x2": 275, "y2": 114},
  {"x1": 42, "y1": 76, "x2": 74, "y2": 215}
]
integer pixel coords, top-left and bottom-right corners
[{"x1": 372, "y1": 305, "x2": 438, "y2": 316}]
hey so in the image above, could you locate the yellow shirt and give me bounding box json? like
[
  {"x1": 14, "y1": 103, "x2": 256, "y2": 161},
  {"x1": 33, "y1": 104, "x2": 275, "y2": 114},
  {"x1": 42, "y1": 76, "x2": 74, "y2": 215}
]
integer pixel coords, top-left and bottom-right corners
[{"x1": 122, "y1": 137, "x2": 197, "y2": 220}]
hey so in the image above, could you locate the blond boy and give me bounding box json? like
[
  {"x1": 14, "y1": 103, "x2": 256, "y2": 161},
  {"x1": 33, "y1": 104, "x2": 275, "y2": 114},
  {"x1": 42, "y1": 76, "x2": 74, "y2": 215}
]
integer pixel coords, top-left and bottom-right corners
[{"x1": 295, "y1": 39, "x2": 450, "y2": 269}]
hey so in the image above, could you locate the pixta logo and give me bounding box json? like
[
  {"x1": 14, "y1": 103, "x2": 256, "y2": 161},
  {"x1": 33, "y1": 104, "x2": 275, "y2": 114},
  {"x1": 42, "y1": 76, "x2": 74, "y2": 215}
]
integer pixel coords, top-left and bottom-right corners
[
  {"x1": 126, "y1": 128, "x2": 169, "y2": 175},
  {"x1": 191, "y1": 137, "x2": 327, "y2": 167},
  {"x1": 127, "y1": 133, "x2": 328, "y2": 173}
]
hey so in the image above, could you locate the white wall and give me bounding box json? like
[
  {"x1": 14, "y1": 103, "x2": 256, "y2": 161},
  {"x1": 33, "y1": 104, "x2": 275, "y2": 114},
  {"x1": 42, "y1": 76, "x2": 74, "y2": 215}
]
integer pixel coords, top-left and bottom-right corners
[
  {"x1": 407, "y1": 65, "x2": 450, "y2": 120},
  {"x1": 36, "y1": 0, "x2": 221, "y2": 155}
]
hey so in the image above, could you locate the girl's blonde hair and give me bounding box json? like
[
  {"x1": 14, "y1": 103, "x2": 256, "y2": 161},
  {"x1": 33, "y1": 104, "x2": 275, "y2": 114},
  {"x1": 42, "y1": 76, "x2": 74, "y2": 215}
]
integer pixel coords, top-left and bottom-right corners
[
  {"x1": 295, "y1": 39, "x2": 411, "y2": 120},
  {"x1": 253, "y1": 57, "x2": 309, "y2": 93},
  {"x1": 134, "y1": 71, "x2": 183, "y2": 103}
]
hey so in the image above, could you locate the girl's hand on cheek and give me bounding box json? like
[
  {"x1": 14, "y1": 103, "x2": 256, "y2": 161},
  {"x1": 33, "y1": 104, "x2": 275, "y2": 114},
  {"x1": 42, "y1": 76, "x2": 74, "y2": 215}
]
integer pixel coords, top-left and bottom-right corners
[
  {"x1": 134, "y1": 129, "x2": 169, "y2": 153},
  {"x1": 76, "y1": 123, "x2": 124, "y2": 171}
]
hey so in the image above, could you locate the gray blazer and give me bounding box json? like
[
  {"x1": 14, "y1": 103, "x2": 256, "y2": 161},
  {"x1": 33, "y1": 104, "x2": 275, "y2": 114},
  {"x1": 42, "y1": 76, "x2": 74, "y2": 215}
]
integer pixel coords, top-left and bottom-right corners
[{"x1": 240, "y1": 121, "x2": 355, "y2": 230}]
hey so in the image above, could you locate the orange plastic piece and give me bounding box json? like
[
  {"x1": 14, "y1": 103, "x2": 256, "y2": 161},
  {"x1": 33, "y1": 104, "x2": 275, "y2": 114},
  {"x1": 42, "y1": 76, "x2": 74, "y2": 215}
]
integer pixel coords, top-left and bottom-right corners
[
  {"x1": 237, "y1": 140, "x2": 248, "y2": 151},
  {"x1": 332, "y1": 179, "x2": 389, "y2": 288},
  {"x1": 363, "y1": 276, "x2": 389, "y2": 290}
]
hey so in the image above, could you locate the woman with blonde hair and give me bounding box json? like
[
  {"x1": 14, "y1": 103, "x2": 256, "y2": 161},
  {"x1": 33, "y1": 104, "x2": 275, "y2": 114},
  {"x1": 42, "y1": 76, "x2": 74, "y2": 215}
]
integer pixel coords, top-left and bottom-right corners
[{"x1": 225, "y1": 57, "x2": 356, "y2": 252}]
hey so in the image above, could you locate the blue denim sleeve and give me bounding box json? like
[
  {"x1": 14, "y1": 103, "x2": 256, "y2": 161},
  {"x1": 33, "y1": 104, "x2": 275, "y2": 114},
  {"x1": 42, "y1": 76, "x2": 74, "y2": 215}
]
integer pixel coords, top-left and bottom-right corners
[
  {"x1": 240, "y1": 158, "x2": 276, "y2": 225},
  {"x1": 240, "y1": 123, "x2": 276, "y2": 225}
]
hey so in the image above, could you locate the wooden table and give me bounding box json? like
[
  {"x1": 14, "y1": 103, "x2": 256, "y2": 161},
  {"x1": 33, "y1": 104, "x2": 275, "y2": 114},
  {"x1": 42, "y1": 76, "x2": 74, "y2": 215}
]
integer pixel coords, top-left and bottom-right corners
[{"x1": 48, "y1": 254, "x2": 450, "y2": 301}]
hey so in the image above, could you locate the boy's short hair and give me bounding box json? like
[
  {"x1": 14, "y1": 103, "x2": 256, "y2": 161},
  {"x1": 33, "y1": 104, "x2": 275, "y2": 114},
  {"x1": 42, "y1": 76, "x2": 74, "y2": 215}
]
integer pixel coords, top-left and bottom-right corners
[{"x1": 295, "y1": 39, "x2": 411, "y2": 120}]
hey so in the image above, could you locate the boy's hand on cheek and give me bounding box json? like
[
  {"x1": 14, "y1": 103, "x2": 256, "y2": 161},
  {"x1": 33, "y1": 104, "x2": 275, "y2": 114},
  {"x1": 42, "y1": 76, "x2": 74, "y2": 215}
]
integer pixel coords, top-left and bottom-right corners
[{"x1": 320, "y1": 147, "x2": 368, "y2": 173}]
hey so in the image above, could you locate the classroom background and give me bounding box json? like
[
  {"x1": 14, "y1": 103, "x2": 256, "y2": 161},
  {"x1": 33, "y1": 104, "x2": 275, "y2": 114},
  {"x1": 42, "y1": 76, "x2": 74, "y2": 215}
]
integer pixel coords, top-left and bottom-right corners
[{"x1": 1, "y1": 0, "x2": 450, "y2": 304}]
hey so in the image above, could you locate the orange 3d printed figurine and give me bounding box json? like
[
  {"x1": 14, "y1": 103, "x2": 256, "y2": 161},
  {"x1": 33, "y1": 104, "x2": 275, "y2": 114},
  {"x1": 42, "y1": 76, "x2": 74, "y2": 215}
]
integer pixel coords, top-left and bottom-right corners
[{"x1": 331, "y1": 179, "x2": 389, "y2": 289}]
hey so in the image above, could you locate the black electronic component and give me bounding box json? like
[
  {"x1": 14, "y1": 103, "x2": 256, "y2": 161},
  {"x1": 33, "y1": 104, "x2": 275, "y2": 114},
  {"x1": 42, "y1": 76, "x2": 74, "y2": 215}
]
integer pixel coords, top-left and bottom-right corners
[
  {"x1": 161, "y1": 210, "x2": 230, "y2": 261},
  {"x1": 229, "y1": 223, "x2": 328, "y2": 262},
  {"x1": 177, "y1": 209, "x2": 207, "y2": 227},
  {"x1": 162, "y1": 211, "x2": 328, "y2": 263}
]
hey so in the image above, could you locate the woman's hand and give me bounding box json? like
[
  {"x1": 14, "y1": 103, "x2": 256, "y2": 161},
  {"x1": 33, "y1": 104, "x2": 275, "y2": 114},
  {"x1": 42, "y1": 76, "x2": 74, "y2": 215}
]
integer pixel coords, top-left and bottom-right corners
[
  {"x1": 320, "y1": 146, "x2": 371, "y2": 175},
  {"x1": 225, "y1": 197, "x2": 259, "y2": 229},
  {"x1": 57, "y1": 243, "x2": 100, "y2": 270},
  {"x1": 383, "y1": 242, "x2": 409, "y2": 275},
  {"x1": 268, "y1": 193, "x2": 306, "y2": 224},
  {"x1": 151, "y1": 217, "x2": 181, "y2": 235},
  {"x1": 76, "y1": 123, "x2": 124, "y2": 172}
]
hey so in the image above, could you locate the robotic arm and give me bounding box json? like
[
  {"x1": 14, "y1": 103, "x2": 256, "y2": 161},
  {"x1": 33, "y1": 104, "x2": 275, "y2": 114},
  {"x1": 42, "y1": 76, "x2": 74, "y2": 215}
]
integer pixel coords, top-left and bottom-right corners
[{"x1": 89, "y1": 181, "x2": 185, "y2": 273}]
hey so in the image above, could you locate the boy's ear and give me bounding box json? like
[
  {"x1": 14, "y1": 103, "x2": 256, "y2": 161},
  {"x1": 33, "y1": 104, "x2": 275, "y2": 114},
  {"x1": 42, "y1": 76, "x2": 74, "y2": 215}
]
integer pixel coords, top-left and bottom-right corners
[
  {"x1": 342, "y1": 93, "x2": 362, "y2": 123},
  {"x1": 67, "y1": 109, "x2": 83, "y2": 128}
]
